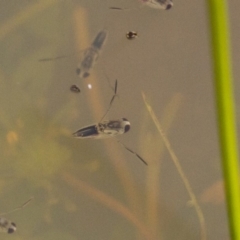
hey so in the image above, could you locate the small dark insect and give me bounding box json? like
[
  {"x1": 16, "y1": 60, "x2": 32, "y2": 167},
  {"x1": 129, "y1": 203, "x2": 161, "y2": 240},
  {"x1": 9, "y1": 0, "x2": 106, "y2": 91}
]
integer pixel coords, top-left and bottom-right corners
[
  {"x1": 70, "y1": 85, "x2": 81, "y2": 93},
  {"x1": 126, "y1": 31, "x2": 138, "y2": 40}
]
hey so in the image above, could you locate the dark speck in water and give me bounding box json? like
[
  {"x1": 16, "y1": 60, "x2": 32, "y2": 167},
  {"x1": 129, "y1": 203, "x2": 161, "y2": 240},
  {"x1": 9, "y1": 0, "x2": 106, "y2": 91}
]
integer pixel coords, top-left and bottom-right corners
[{"x1": 70, "y1": 85, "x2": 81, "y2": 93}]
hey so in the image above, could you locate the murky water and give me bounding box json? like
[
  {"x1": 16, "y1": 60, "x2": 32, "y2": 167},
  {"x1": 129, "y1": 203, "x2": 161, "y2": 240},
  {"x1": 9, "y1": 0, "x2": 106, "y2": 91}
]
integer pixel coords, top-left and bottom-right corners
[{"x1": 0, "y1": 0, "x2": 238, "y2": 239}]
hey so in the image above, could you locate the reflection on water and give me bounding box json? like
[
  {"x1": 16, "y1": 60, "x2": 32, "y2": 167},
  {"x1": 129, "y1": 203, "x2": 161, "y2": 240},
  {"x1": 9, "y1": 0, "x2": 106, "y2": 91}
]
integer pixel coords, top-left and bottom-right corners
[{"x1": 0, "y1": 0, "x2": 232, "y2": 239}]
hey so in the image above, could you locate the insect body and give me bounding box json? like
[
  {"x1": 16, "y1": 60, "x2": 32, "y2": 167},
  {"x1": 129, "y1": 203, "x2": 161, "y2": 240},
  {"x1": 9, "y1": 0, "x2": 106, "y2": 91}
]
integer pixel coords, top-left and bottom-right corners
[
  {"x1": 73, "y1": 118, "x2": 130, "y2": 139},
  {"x1": 91, "y1": 30, "x2": 108, "y2": 50},
  {"x1": 76, "y1": 48, "x2": 99, "y2": 79},
  {"x1": 141, "y1": 0, "x2": 173, "y2": 10},
  {"x1": 73, "y1": 80, "x2": 125, "y2": 139},
  {"x1": 76, "y1": 30, "x2": 108, "y2": 79},
  {"x1": 73, "y1": 79, "x2": 148, "y2": 165},
  {"x1": 0, "y1": 197, "x2": 33, "y2": 234}
]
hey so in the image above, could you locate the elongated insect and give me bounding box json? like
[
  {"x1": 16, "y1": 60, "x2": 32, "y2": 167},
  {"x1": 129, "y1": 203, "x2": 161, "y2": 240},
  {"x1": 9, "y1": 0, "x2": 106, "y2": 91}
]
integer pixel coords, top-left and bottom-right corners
[
  {"x1": 76, "y1": 30, "x2": 108, "y2": 79},
  {"x1": 73, "y1": 80, "x2": 148, "y2": 165},
  {"x1": 0, "y1": 197, "x2": 33, "y2": 234},
  {"x1": 39, "y1": 30, "x2": 108, "y2": 81},
  {"x1": 73, "y1": 80, "x2": 123, "y2": 139},
  {"x1": 141, "y1": 0, "x2": 173, "y2": 10},
  {"x1": 110, "y1": 0, "x2": 173, "y2": 11},
  {"x1": 73, "y1": 118, "x2": 130, "y2": 139}
]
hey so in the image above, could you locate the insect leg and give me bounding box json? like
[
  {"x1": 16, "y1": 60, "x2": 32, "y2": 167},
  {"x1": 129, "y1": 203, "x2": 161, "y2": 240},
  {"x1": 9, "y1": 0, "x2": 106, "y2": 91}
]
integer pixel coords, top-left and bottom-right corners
[
  {"x1": 99, "y1": 79, "x2": 118, "y2": 122},
  {"x1": 0, "y1": 197, "x2": 34, "y2": 217},
  {"x1": 109, "y1": 79, "x2": 118, "y2": 105},
  {"x1": 118, "y1": 141, "x2": 148, "y2": 166}
]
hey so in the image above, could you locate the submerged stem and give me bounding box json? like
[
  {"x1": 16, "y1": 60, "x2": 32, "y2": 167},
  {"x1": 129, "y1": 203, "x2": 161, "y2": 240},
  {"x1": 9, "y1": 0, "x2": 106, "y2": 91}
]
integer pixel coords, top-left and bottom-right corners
[{"x1": 142, "y1": 92, "x2": 207, "y2": 240}]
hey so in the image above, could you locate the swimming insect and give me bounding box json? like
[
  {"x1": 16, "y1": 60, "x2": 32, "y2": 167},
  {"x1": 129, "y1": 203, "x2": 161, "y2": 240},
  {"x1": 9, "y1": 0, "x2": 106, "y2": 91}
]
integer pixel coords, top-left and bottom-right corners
[
  {"x1": 73, "y1": 118, "x2": 130, "y2": 139},
  {"x1": 73, "y1": 79, "x2": 121, "y2": 139},
  {"x1": 110, "y1": 0, "x2": 173, "y2": 11},
  {"x1": 126, "y1": 31, "x2": 138, "y2": 40},
  {"x1": 142, "y1": 0, "x2": 173, "y2": 10},
  {"x1": 76, "y1": 30, "x2": 108, "y2": 79},
  {"x1": 39, "y1": 30, "x2": 108, "y2": 80},
  {"x1": 73, "y1": 80, "x2": 148, "y2": 165},
  {"x1": 0, "y1": 197, "x2": 33, "y2": 234}
]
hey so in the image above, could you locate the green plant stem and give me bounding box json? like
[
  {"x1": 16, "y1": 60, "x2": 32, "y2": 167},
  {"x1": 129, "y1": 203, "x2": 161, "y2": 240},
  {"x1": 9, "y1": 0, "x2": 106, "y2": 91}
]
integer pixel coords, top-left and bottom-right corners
[{"x1": 207, "y1": 0, "x2": 240, "y2": 239}]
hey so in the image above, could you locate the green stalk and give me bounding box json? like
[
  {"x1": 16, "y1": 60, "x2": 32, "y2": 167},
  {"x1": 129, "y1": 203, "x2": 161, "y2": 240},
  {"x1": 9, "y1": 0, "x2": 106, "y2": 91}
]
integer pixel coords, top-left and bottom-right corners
[{"x1": 207, "y1": 0, "x2": 240, "y2": 239}]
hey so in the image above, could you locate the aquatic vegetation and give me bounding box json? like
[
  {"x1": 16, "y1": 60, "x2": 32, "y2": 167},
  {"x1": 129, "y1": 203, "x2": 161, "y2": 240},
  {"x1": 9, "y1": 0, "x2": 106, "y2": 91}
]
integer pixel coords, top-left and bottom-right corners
[{"x1": 207, "y1": 0, "x2": 240, "y2": 239}]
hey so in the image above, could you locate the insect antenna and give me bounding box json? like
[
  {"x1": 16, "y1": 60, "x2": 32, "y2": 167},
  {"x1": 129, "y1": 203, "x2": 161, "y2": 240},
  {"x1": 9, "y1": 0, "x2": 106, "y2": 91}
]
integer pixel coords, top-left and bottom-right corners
[
  {"x1": 0, "y1": 197, "x2": 34, "y2": 217},
  {"x1": 39, "y1": 50, "x2": 84, "y2": 62},
  {"x1": 118, "y1": 140, "x2": 148, "y2": 166},
  {"x1": 99, "y1": 79, "x2": 118, "y2": 123},
  {"x1": 109, "y1": 7, "x2": 130, "y2": 10}
]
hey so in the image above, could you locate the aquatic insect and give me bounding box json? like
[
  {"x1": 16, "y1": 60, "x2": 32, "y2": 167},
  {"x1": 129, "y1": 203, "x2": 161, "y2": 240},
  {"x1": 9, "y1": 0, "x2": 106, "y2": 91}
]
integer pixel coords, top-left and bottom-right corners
[
  {"x1": 76, "y1": 30, "x2": 108, "y2": 79},
  {"x1": 39, "y1": 30, "x2": 108, "y2": 81},
  {"x1": 73, "y1": 118, "x2": 130, "y2": 139},
  {"x1": 73, "y1": 80, "x2": 148, "y2": 165},
  {"x1": 73, "y1": 79, "x2": 120, "y2": 139},
  {"x1": 0, "y1": 218, "x2": 16, "y2": 234},
  {"x1": 110, "y1": 0, "x2": 173, "y2": 11},
  {"x1": 126, "y1": 31, "x2": 138, "y2": 40},
  {"x1": 70, "y1": 84, "x2": 81, "y2": 93},
  {"x1": 141, "y1": 0, "x2": 173, "y2": 10},
  {"x1": 0, "y1": 197, "x2": 33, "y2": 234}
]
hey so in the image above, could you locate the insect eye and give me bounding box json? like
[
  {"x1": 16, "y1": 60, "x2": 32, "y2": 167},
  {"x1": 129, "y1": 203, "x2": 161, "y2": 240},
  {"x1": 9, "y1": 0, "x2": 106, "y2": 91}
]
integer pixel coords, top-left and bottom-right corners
[
  {"x1": 166, "y1": 3, "x2": 172, "y2": 10},
  {"x1": 126, "y1": 31, "x2": 137, "y2": 39},
  {"x1": 8, "y1": 228, "x2": 15, "y2": 234},
  {"x1": 124, "y1": 125, "x2": 130, "y2": 133}
]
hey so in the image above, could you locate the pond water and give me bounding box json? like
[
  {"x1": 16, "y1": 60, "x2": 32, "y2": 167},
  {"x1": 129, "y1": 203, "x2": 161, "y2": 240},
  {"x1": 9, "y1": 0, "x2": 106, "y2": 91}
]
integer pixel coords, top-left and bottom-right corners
[{"x1": 0, "y1": 0, "x2": 239, "y2": 239}]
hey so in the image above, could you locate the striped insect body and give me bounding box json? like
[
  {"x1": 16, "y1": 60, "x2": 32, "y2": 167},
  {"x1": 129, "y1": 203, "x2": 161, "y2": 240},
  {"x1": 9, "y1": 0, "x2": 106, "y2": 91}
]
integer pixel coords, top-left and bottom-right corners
[
  {"x1": 142, "y1": 0, "x2": 173, "y2": 10},
  {"x1": 110, "y1": 0, "x2": 173, "y2": 11}
]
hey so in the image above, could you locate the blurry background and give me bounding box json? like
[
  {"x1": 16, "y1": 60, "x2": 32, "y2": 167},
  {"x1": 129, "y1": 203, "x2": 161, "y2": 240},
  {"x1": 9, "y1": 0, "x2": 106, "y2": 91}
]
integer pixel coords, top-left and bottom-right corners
[{"x1": 0, "y1": 0, "x2": 239, "y2": 239}]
